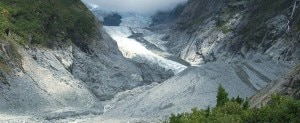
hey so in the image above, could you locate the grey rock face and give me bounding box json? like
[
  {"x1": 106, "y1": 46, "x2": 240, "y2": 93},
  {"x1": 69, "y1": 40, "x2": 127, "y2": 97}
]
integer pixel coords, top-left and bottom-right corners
[
  {"x1": 250, "y1": 64, "x2": 300, "y2": 108},
  {"x1": 103, "y1": 13, "x2": 122, "y2": 26},
  {"x1": 175, "y1": 0, "x2": 226, "y2": 30},
  {"x1": 96, "y1": 60, "x2": 291, "y2": 122},
  {"x1": 151, "y1": 3, "x2": 185, "y2": 26},
  {"x1": 0, "y1": 47, "x2": 101, "y2": 114},
  {"x1": 0, "y1": 25, "x2": 147, "y2": 116},
  {"x1": 136, "y1": 63, "x2": 173, "y2": 84},
  {"x1": 1, "y1": 1, "x2": 300, "y2": 122},
  {"x1": 72, "y1": 28, "x2": 144, "y2": 101},
  {"x1": 167, "y1": 0, "x2": 300, "y2": 65}
]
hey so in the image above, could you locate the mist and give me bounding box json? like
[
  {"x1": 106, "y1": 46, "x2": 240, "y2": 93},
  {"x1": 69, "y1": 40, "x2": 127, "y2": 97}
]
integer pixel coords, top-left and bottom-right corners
[{"x1": 81, "y1": 0, "x2": 187, "y2": 15}]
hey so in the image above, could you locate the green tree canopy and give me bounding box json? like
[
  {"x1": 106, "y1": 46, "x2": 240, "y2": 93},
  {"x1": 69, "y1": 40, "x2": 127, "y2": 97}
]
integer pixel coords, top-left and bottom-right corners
[{"x1": 216, "y1": 84, "x2": 229, "y2": 107}]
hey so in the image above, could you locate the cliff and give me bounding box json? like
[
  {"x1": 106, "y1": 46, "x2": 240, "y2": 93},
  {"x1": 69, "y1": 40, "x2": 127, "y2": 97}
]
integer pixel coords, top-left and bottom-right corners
[
  {"x1": 250, "y1": 64, "x2": 300, "y2": 107},
  {"x1": 0, "y1": 0, "x2": 299, "y2": 122},
  {"x1": 167, "y1": 0, "x2": 300, "y2": 64},
  {"x1": 0, "y1": 0, "x2": 147, "y2": 117}
]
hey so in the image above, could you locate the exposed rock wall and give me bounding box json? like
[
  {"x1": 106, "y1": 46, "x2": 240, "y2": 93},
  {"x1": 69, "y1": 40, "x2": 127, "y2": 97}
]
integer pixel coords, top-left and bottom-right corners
[
  {"x1": 281, "y1": 64, "x2": 300, "y2": 99},
  {"x1": 100, "y1": 60, "x2": 291, "y2": 121},
  {"x1": 176, "y1": 0, "x2": 226, "y2": 30},
  {"x1": 167, "y1": 0, "x2": 300, "y2": 65},
  {"x1": 0, "y1": 27, "x2": 147, "y2": 114},
  {"x1": 250, "y1": 64, "x2": 300, "y2": 107},
  {"x1": 0, "y1": 3, "x2": 146, "y2": 115},
  {"x1": 0, "y1": 47, "x2": 102, "y2": 114},
  {"x1": 72, "y1": 28, "x2": 144, "y2": 101}
]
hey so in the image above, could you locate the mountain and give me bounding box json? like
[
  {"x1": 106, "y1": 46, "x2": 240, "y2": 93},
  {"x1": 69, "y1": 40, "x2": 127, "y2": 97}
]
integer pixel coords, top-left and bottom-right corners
[
  {"x1": 0, "y1": 0, "x2": 299, "y2": 122},
  {"x1": 0, "y1": 0, "x2": 148, "y2": 119},
  {"x1": 251, "y1": 64, "x2": 300, "y2": 108},
  {"x1": 169, "y1": 0, "x2": 300, "y2": 108},
  {"x1": 91, "y1": 0, "x2": 300, "y2": 122},
  {"x1": 168, "y1": 0, "x2": 299, "y2": 64}
]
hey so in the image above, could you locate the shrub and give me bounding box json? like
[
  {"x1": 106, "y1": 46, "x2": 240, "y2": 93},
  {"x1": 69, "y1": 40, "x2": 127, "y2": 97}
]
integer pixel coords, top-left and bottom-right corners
[{"x1": 167, "y1": 85, "x2": 300, "y2": 123}]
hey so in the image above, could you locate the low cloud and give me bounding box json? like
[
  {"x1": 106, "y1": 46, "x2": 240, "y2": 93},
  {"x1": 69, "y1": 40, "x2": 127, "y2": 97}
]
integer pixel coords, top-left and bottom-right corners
[{"x1": 82, "y1": 0, "x2": 187, "y2": 15}]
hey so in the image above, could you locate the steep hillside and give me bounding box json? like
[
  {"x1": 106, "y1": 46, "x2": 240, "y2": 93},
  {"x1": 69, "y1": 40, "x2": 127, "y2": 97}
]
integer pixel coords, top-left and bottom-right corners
[
  {"x1": 0, "y1": 0, "x2": 96, "y2": 47},
  {"x1": 251, "y1": 63, "x2": 300, "y2": 107},
  {"x1": 0, "y1": 0, "x2": 97, "y2": 75},
  {"x1": 0, "y1": 0, "x2": 102, "y2": 116},
  {"x1": 167, "y1": 0, "x2": 300, "y2": 64},
  {"x1": 85, "y1": 0, "x2": 300, "y2": 122},
  {"x1": 0, "y1": 0, "x2": 299, "y2": 122},
  {"x1": 166, "y1": 0, "x2": 300, "y2": 110},
  {"x1": 0, "y1": 0, "x2": 149, "y2": 119},
  {"x1": 280, "y1": 64, "x2": 300, "y2": 99}
]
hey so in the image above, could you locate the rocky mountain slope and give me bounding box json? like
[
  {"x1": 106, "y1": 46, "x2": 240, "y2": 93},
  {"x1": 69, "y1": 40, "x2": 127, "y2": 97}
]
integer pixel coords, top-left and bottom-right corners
[
  {"x1": 251, "y1": 64, "x2": 300, "y2": 108},
  {"x1": 0, "y1": 0, "x2": 299, "y2": 122},
  {"x1": 71, "y1": 0, "x2": 299, "y2": 122},
  {"x1": 0, "y1": 0, "x2": 101, "y2": 114},
  {"x1": 164, "y1": 0, "x2": 300, "y2": 110},
  {"x1": 89, "y1": 0, "x2": 299, "y2": 122},
  {"x1": 0, "y1": 0, "x2": 155, "y2": 120},
  {"x1": 167, "y1": 0, "x2": 300, "y2": 64},
  {"x1": 96, "y1": 61, "x2": 289, "y2": 121}
]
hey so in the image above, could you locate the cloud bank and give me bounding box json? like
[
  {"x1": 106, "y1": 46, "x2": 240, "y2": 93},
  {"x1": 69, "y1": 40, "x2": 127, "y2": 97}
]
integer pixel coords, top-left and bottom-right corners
[{"x1": 82, "y1": 0, "x2": 187, "y2": 15}]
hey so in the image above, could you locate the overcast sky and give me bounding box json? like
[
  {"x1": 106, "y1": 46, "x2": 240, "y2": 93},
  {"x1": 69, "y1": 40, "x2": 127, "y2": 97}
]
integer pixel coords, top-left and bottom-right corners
[{"x1": 82, "y1": 0, "x2": 187, "y2": 15}]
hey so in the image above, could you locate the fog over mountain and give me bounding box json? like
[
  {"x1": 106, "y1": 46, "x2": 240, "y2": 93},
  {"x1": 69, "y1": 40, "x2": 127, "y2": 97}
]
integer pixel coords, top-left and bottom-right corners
[{"x1": 81, "y1": 0, "x2": 187, "y2": 14}]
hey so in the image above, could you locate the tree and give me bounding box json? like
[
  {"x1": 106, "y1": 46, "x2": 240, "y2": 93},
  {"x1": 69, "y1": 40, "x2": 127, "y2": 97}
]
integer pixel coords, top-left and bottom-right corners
[
  {"x1": 167, "y1": 87, "x2": 300, "y2": 123},
  {"x1": 235, "y1": 95, "x2": 244, "y2": 104},
  {"x1": 242, "y1": 97, "x2": 250, "y2": 109},
  {"x1": 216, "y1": 84, "x2": 229, "y2": 107}
]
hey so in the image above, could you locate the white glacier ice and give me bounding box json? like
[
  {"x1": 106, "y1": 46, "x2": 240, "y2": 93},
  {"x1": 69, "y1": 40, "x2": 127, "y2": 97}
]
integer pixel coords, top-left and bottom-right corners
[{"x1": 104, "y1": 26, "x2": 187, "y2": 74}]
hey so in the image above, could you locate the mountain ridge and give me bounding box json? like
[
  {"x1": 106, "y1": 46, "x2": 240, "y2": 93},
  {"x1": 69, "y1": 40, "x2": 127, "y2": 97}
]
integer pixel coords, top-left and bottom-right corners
[{"x1": 0, "y1": 0, "x2": 299, "y2": 122}]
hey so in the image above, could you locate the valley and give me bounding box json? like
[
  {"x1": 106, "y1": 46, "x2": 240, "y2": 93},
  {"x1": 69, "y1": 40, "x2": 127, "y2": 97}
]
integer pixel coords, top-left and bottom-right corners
[{"x1": 0, "y1": 0, "x2": 299, "y2": 122}]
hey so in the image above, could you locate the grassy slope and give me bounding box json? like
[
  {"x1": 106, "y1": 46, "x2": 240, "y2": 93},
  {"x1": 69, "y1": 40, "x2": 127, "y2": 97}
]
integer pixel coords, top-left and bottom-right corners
[
  {"x1": 0, "y1": 0, "x2": 97, "y2": 46},
  {"x1": 0, "y1": 0, "x2": 97, "y2": 73}
]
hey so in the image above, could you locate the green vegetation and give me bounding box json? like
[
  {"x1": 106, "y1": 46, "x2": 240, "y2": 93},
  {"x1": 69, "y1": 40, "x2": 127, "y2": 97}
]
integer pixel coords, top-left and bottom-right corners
[
  {"x1": 167, "y1": 85, "x2": 300, "y2": 123},
  {"x1": 215, "y1": 6, "x2": 236, "y2": 34},
  {"x1": 216, "y1": 84, "x2": 229, "y2": 107},
  {"x1": 0, "y1": 34, "x2": 22, "y2": 74},
  {"x1": 0, "y1": 0, "x2": 97, "y2": 46},
  {"x1": 217, "y1": 23, "x2": 231, "y2": 34},
  {"x1": 0, "y1": 0, "x2": 97, "y2": 73}
]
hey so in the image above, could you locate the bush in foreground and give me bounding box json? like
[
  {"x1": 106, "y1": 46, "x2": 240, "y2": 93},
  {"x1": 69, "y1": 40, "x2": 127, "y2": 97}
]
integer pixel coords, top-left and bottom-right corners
[{"x1": 167, "y1": 85, "x2": 300, "y2": 123}]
